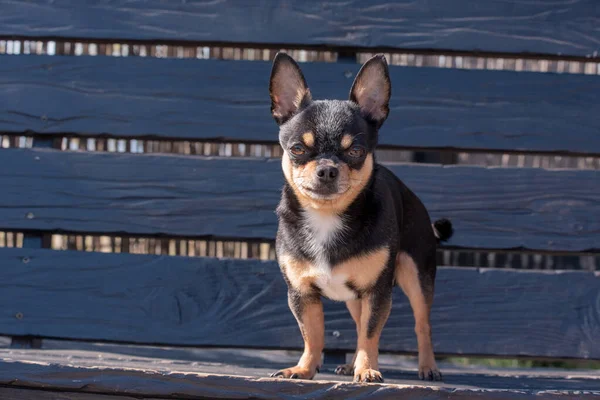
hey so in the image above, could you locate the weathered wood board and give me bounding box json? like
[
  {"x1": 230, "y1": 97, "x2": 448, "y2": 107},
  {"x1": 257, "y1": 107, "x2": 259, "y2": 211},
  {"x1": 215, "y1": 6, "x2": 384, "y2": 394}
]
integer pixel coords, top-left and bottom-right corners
[
  {"x1": 2, "y1": 56, "x2": 600, "y2": 154},
  {"x1": 1, "y1": 0, "x2": 599, "y2": 57},
  {"x1": 0, "y1": 346, "x2": 598, "y2": 399},
  {"x1": 0, "y1": 148, "x2": 598, "y2": 252},
  {"x1": 0, "y1": 248, "x2": 598, "y2": 358}
]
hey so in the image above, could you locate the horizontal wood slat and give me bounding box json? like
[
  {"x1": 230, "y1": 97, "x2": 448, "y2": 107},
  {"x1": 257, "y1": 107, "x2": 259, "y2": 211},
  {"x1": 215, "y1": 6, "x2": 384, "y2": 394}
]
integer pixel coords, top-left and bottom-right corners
[
  {"x1": 1, "y1": 0, "x2": 599, "y2": 57},
  {"x1": 1, "y1": 347, "x2": 600, "y2": 399},
  {"x1": 1, "y1": 148, "x2": 598, "y2": 252},
  {"x1": 2, "y1": 360, "x2": 598, "y2": 400},
  {"x1": 0, "y1": 247, "x2": 598, "y2": 359},
  {"x1": 2, "y1": 56, "x2": 600, "y2": 155}
]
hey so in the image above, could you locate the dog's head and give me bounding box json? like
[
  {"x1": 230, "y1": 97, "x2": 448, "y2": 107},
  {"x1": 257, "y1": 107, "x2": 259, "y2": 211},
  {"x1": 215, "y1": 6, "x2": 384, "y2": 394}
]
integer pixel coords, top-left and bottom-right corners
[{"x1": 269, "y1": 53, "x2": 391, "y2": 212}]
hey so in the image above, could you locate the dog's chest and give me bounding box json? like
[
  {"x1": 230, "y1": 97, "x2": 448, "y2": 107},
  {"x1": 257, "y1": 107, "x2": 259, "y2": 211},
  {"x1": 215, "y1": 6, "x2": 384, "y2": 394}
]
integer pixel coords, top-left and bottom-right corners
[
  {"x1": 301, "y1": 211, "x2": 356, "y2": 302},
  {"x1": 313, "y1": 270, "x2": 355, "y2": 302}
]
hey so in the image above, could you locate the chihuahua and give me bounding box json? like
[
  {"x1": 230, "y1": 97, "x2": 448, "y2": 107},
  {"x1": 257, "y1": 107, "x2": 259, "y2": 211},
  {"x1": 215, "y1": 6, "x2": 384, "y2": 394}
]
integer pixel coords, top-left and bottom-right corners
[{"x1": 268, "y1": 53, "x2": 453, "y2": 383}]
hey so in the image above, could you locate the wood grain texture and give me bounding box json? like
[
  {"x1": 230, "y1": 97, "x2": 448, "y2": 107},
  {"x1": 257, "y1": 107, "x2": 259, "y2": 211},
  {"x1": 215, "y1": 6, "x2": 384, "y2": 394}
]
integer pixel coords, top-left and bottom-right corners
[
  {"x1": 0, "y1": 388, "x2": 143, "y2": 400},
  {"x1": 2, "y1": 56, "x2": 600, "y2": 155},
  {"x1": 0, "y1": 348, "x2": 599, "y2": 399},
  {"x1": 0, "y1": 148, "x2": 598, "y2": 252},
  {"x1": 2, "y1": 360, "x2": 598, "y2": 400},
  {"x1": 0, "y1": 247, "x2": 598, "y2": 359},
  {"x1": 1, "y1": 0, "x2": 600, "y2": 57}
]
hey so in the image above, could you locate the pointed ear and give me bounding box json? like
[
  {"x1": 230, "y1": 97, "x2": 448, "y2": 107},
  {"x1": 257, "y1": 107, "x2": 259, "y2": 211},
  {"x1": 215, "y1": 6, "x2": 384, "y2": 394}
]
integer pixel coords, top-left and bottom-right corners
[
  {"x1": 349, "y1": 54, "x2": 391, "y2": 128},
  {"x1": 269, "y1": 52, "x2": 312, "y2": 125}
]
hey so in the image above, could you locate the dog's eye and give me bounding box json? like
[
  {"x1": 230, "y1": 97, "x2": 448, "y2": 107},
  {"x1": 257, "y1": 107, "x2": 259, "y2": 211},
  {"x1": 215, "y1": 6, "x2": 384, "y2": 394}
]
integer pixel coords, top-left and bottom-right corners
[
  {"x1": 347, "y1": 145, "x2": 365, "y2": 158},
  {"x1": 290, "y1": 144, "x2": 306, "y2": 156}
]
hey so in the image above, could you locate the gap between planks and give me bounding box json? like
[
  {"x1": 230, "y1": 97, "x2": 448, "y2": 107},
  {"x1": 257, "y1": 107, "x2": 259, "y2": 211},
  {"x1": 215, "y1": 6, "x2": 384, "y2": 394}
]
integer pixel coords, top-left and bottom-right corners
[
  {"x1": 47, "y1": 233, "x2": 600, "y2": 271},
  {"x1": 5, "y1": 231, "x2": 599, "y2": 270},
  {"x1": 5, "y1": 231, "x2": 600, "y2": 271},
  {"x1": 1, "y1": 39, "x2": 600, "y2": 76}
]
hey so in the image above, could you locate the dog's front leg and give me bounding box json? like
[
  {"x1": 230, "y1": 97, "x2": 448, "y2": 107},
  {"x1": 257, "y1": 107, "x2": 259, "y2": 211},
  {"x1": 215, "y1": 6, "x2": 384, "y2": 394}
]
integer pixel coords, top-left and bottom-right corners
[
  {"x1": 271, "y1": 290, "x2": 323, "y2": 380},
  {"x1": 335, "y1": 299, "x2": 361, "y2": 376},
  {"x1": 353, "y1": 289, "x2": 392, "y2": 383}
]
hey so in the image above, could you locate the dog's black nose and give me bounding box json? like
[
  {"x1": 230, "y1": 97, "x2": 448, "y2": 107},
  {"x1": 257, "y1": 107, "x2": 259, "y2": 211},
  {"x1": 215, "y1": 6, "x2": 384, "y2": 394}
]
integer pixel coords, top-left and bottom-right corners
[{"x1": 316, "y1": 165, "x2": 339, "y2": 182}]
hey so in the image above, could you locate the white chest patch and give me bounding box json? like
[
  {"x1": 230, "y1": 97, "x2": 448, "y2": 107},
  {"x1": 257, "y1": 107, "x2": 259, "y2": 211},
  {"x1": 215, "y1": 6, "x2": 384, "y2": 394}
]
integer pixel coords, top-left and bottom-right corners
[
  {"x1": 303, "y1": 210, "x2": 344, "y2": 252},
  {"x1": 302, "y1": 210, "x2": 355, "y2": 302},
  {"x1": 314, "y1": 271, "x2": 356, "y2": 301}
]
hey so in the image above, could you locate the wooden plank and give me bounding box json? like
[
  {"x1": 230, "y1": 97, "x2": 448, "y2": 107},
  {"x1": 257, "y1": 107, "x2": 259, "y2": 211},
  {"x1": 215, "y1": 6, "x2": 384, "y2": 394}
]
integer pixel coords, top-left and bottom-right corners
[
  {"x1": 18, "y1": 342, "x2": 600, "y2": 387},
  {"x1": 0, "y1": 247, "x2": 598, "y2": 359},
  {"x1": 0, "y1": 148, "x2": 598, "y2": 252},
  {"x1": 2, "y1": 361, "x2": 598, "y2": 400},
  {"x1": 1, "y1": 0, "x2": 600, "y2": 57},
  {"x1": 0, "y1": 388, "x2": 143, "y2": 400},
  {"x1": 2, "y1": 56, "x2": 600, "y2": 155},
  {"x1": 0, "y1": 347, "x2": 599, "y2": 398}
]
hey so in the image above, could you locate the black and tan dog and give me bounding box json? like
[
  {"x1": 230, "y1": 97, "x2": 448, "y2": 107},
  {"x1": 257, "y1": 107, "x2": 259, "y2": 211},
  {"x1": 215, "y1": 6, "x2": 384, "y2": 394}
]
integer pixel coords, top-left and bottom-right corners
[{"x1": 268, "y1": 53, "x2": 453, "y2": 383}]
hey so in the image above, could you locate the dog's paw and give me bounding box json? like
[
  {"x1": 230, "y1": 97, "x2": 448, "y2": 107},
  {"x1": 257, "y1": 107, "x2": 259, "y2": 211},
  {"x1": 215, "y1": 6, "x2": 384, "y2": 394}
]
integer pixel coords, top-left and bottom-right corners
[
  {"x1": 335, "y1": 363, "x2": 354, "y2": 376},
  {"x1": 270, "y1": 365, "x2": 318, "y2": 380},
  {"x1": 354, "y1": 368, "x2": 384, "y2": 383},
  {"x1": 418, "y1": 364, "x2": 442, "y2": 381}
]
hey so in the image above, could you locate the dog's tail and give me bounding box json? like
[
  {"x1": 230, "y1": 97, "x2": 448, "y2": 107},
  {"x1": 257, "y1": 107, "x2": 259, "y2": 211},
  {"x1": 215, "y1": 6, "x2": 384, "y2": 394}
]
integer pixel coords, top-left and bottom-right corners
[{"x1": 432, "y1": 218, "x2": 453, "y2": 243}]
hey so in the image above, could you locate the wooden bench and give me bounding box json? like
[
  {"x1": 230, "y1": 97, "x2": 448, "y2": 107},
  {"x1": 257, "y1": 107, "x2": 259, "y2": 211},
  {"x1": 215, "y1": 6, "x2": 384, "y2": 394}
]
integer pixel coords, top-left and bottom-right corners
[{"x1": 0, "y1": 1, "x2": 599, "y2": 398}]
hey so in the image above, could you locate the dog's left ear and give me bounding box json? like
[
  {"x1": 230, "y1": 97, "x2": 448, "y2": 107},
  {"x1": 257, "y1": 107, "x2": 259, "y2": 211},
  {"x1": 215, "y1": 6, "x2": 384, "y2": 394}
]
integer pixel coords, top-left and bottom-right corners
[
  {"x1": 349, "y1": 54, "x2": 391, "y2": 128},
  {"x1": 269, "y1": 52, "x2": 312, "y2": 125}
]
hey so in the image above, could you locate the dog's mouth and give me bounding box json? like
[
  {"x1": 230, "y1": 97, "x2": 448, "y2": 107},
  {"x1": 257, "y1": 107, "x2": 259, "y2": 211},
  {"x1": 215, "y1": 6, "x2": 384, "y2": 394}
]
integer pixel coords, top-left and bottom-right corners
[{"x1": 300, "y1": 184, "x2": 350, "y2": 200}]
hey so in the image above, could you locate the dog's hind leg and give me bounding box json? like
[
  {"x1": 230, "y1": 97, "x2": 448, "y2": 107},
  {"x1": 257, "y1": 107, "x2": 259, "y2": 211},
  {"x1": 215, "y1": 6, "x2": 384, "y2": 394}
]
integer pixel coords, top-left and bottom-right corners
[{"x1": 395, "y1": 252, "x2": 442, "y2": 381}]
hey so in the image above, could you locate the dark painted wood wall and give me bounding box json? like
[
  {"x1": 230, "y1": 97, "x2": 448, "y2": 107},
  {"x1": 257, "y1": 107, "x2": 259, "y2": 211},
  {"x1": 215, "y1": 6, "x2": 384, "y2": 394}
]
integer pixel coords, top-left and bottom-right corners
[{"x1": 0, "y1": 0, "x2": 598, "y2": 360}]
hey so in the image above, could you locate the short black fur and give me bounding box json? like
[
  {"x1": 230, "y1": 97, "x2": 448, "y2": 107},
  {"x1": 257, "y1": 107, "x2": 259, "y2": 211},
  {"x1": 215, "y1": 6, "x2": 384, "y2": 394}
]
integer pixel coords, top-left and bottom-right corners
[{"x1": 269, "y1": 52, "x2": 453, "y2": 383}]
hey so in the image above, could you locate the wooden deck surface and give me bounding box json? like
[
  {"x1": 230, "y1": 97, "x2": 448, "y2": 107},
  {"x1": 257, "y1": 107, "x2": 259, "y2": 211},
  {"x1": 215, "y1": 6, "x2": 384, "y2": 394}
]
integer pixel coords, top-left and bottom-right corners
[{"x1": 0, "y1": 340, "x2": 597, "y2": 399}]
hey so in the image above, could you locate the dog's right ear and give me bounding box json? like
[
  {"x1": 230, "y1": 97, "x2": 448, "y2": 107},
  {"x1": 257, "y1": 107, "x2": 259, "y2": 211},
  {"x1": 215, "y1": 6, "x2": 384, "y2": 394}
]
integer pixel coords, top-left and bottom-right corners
[
  {"x1": 349, "y1": 54, "x2": 391, "y2": 129},
  {"x1": 269, "y1": 53, "x2": 312, "y2": 125}
]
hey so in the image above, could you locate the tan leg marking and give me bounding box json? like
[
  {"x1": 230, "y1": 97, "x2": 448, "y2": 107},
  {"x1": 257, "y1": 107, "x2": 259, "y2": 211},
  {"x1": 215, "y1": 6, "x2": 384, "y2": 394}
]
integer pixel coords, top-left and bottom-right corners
[
  {"x1": 279, "y1": 253, "x2": 315, "y2": 294},
  {"x1": 335, "y1": 299, "x2": 361, "y2": 376},
  {"x1": 395, "y1": 252, "x2": 442, "y2": 381},
  {"x1": 271, "y1": 300, "x2": 324, "y2": 380},
  {"x1": 353, "y1": 295, "x2": 391, "y2": 383},
  {"x1": 331, "y1": 249, "x2": 390, "y2": 377}
]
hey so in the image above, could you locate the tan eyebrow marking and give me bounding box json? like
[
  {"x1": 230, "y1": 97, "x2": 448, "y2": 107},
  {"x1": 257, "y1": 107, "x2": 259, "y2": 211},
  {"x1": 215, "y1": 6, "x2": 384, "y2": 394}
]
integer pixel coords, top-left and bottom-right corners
[
  {"x1": 302, "y1": 132, "x2": 315, "y2": 147},
  {"x1": 341, "y1": 134, "x2": 353, "y2": 150}
]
